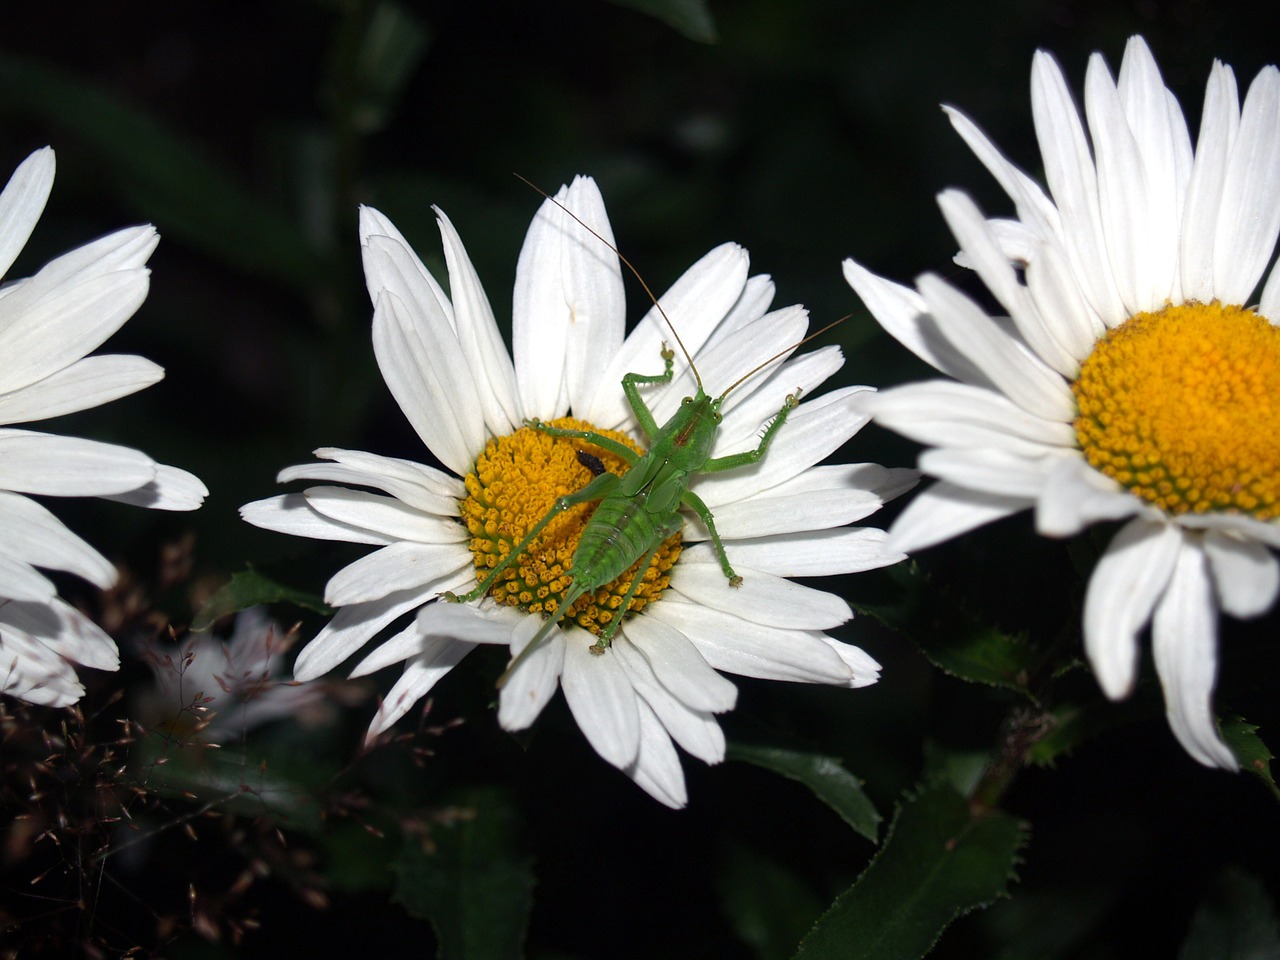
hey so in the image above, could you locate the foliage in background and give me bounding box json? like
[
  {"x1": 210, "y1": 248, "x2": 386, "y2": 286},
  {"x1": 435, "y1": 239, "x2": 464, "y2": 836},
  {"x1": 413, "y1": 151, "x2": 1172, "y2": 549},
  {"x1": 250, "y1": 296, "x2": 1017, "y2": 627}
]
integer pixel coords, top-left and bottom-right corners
[{"x1": 2, "y1": 1, "x2": 1280, "y2": 957}]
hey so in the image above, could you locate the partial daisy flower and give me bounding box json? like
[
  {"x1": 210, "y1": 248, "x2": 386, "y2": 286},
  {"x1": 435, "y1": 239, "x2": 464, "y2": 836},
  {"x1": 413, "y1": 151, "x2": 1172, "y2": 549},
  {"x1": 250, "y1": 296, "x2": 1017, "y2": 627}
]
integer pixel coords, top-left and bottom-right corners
[
  {"x1": 0, "y1": 148, "x2": 207, "y2": 708},
  {"x1": 137, "y1": 608, "x2": 331, "y2": 740},
  {"x1": 844, "y1": 36, "x2": 1280, "y2": 769},
  {"x1": 243, "y1": 176, "x2": 913, "y2": 807}
]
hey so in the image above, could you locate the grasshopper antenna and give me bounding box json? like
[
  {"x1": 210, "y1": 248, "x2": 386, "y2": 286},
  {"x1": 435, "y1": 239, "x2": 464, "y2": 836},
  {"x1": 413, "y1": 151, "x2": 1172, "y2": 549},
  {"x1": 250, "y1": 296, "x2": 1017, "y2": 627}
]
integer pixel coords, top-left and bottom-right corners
[
  {"x1": 513, "y1": 173, "x2": 703, "y2": 392},
  {"x1": 717, "y1": 315, "x2": 851, "y2": 402}
]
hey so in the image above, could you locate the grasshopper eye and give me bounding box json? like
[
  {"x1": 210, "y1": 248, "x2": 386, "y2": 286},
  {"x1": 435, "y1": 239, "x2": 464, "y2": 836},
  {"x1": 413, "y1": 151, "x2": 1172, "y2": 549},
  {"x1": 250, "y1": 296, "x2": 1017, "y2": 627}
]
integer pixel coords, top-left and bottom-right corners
[
  {"x1": 681, "y1": 396, "x2": 693, "y2": 405},
  {"x1": 713, "y1": 411, "x2": 722, "y2": 422}
]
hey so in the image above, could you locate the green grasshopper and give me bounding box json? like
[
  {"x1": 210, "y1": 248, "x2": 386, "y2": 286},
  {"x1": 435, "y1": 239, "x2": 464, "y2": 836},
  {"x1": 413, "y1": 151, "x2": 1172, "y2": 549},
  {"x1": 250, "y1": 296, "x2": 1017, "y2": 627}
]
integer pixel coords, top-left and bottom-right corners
[{"x1": 444, "y1": 182, "x2": 838, "y2": 684}]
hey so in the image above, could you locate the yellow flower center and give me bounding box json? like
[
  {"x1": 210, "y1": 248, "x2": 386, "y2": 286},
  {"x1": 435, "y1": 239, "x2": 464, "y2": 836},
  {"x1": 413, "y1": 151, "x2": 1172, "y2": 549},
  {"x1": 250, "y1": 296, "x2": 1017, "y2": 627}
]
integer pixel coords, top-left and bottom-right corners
[
  {"x1": 459, "y1": 418, "x2": 682, "y2": 635},
  {"x1": 1072, "y1": 301, "x2": 1280, "y2": 520}
]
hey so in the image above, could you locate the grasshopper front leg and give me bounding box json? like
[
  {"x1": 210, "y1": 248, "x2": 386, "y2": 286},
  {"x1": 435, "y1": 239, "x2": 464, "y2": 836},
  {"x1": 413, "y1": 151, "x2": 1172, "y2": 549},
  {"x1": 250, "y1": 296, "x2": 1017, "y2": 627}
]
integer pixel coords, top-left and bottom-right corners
[
  {"x1": 622, "y1": 344, "x2": 675, "y2": 441},
  {"x1": 524, "y1": 419, "x2": 638, "y2": 465},
  {"x1": 444, "y1": 470, "x2": 620, "y2": 604},
  {"x1": 684, "y1": 389, "x2": 804, "y2": 588}
]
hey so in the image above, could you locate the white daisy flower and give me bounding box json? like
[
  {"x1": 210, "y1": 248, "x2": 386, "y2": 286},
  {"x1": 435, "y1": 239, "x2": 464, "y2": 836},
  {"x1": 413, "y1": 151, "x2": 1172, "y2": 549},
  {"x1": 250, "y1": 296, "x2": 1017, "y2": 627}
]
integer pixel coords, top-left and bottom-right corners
[
  {"x1": 0, "y1": 148, "x2": 208, "y2": 708},
  {"x1": 137, "y1": 608, "x2": 330, "y2": 740},
  {"x1": 844, "y1": 36, "x2": 1280, "y2": 769},
  {"x1": 243, "y1": 176, "x2": 913, "y2": 807}
]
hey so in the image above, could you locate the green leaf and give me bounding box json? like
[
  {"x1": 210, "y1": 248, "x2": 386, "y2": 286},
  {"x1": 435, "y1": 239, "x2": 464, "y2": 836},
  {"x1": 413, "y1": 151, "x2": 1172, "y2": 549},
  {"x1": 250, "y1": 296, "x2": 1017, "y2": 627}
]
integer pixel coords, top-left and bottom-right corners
[
  {"x1": 793, "y1": 784, "x2": 1026, "y2": 960},
  {"x1": 1179, "y1": 868, "x2": 1280, "y2": 960},
  {"x1": 1221, "y1": 717, "x2": 1280, "y2": 802},
  {"x1": 392, "y1": 786, "x2": 534, "y2": 960},
  {"x1": 606, "y1": 0, "x2": 718, "y2": 43},
  {"x1": 728, "y1": 744, "x2": 880, "y2": 843},
  {"x1": 349, "y1": 1, "x2": 432, "y2": 134},
  {"x1": 858, "y1": 564, "x2": 1037, "y2": 698},
  {"x1": 191, "y1": 567, "x2": 331, "y2": 631},
  {"x1": 718, "y1": 843, "x2": 826, "y2": 960},
  {"x1": 0, "y1": 56, "x2": 322, "y2": 294}
]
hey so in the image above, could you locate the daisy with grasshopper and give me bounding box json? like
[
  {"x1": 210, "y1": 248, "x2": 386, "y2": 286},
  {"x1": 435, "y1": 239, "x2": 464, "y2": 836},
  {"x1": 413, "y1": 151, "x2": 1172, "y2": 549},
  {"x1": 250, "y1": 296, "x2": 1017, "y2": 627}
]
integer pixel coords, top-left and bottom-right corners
[{"x1": 244, "y1": 176, "x2": 913, "y2": 805}]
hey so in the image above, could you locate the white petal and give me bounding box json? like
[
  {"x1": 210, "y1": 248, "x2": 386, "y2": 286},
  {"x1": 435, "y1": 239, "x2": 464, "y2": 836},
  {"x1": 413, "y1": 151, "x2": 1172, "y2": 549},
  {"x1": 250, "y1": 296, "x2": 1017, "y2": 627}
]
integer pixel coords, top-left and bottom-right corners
[
  {"x1": 1035, "y1": 456, "x2": 1144, "y2": 537},
  {"x1": 101, "y1": 463, "x2": 207, "y2": 510},
  {"x1": 1024, "y1": 238, "x2": 1105, "y2": 367},
  {"x1": 354, "y1": 600, "x2": 517, "y2": 676},
  {"x1": 1085, "y1": 49, "x2": 1153, "y2": 313},
  {"x1": 0, "y1": 148, "x2": 54, "y2": 280},
  {"x1": 0, "y1": 355, "x2": 162, "y2": 426},
  {"x1": 937, "y1": 190, "x2": 1078, "y2": 377},
  {"x1": 279, "y1": 447, "x2": 463, "y2": 515},
  {"x1": 434, "y1": 207, "x2": 521, "y2": 436},
  {"x1": 689, "y1": 463, "x2": 915, "y2": 538},
  {"x1": 559, "y1": 177, "x2": 628, "y2": 417},
  {"x1": 324, "y1": 541, "x2": 471, "y2": 606},
  {"x1": 0, "y1": 627, "x2": 85, "y2": 707},
  {"x1": 682, "y1": 527, "x2": 904, "y2": 578},
  {"x1": 1083, "y1": 517, "x2": 1181, "y2": 699},
  {"x1": 822, "y1": 637, "x2": 881, "y2": 687},
  {"x1": 0, "y1": 596, "x2": 118, "y2": 670},
  {"x1": 0, "y1": 491, "x2": 116, "y2": 588},
  {"x1": 843, "y1": 257, "x2": 994, "y2": 387},
  {"x1": 585, "y1": 243, "x2": 750, "y2": 432},
  {"x1": 1181, "y1": 60, "x2": 1240, "y2": 303},
  {"x1": 371, "y1": 289, "x2": 484, "y2": 477},
  {"x1": 691, "y1": 387, "x2": 869, "y2": 508},
  {"x1": 1214, "y1": 66, "x2": 1280, "y2": 304},
  {"x1": 293, "y1": 586, "x2": 433, "y2": 681},
  {"x1": 1175, "y1": 512, "x2": 1280, "y2": 550},
  {"x1": 624, "y1": 702, "x2": 688, "y2": 809},
  {"x1": 619, "y1": 614, "x2": 737, "y2": 713},
  {"x1": 366, "y1": 633, "x2": 477, "y2": 737},
  {"x1": 1030, "y1": 49, "x2": 1127, "y2": 325},
  {"x1": 1202, "y1": 530, "x2": 1280, "y2": 619},
  {"x1": 711, "y1": 345, "x2": 846, "y2": 456},
  {"x1": 649, "y1": 599, "x2": 851, "y2": 684},
  {"x1": 651, "y1": 304, "x2": 808, "y2": 427},
  {"x1": 303, "y1": 486, "x2": 466, "y2": 544},
  {"x1": 671, "y1": 560, "x2": 850, "y2": 629},
  {"x1": 918, "y1": 446, "x2": 1059, "y2": 500},
  {"x1": 864, "y1": 381, "x2": 1076, "y2": 455},
  {"x1": 942, "y1": 107, "x2": 1063, "y2": 244},
  {"x1": 0, "y1": 267, "x2": 150, "y2": 397},
  {"x1": 240, "y1": 493, "x2": 393, "y2": 546},
  {"x1": 0, "y1": 555, "x2": 56, "y2": 601},
  {"x1": 887, "y1": 481, "x2": 1028, "y2": 554},
  {"x1": 917, "y1": 273, "x2": 1074, "y2": 423},
  {"x1": 0, "y1": 430, "x2": 154, "y2": 496},
  {"x1": 614, "y1": 639, "x2": 725, "y2": 764},
  {"x1": 1151, "y1": 541, "x2": 1236, "y2": 768},
  {"x1": 562, "y1": 633, "x2": 641, "y2": 768},
  {"x1": 497, "y1": 615, "x2": 565, "y2": 731},
  {"x1": 0, "y1": 225, "x2": 157, "y2": 316}
]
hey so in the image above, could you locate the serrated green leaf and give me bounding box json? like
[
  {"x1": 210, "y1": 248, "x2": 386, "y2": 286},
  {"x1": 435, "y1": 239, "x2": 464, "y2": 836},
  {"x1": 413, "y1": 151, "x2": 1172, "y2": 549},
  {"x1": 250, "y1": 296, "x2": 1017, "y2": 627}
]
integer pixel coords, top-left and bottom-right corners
[
  {"x1": 191, "y1": 567, "x2": 331, "y2": 632},
  {"x1": 718, "y1": 843, "x2": 826, "y2": 960},
  {"x1": 729, "y1": 744, "x2": 880, "y2": 843},
  {"x1": 793, "y1": 784, "x2": 1025, "y2": 960},
  {"x1": 857, "y1": 564, "x2": 1036, "y2": 697},
  {"x1": 0, "y1": 56, "x2": 322, "y2": 294},
  {"x1": 1222, "y1": 717, "x2": 1280, "y2": 802},
  {"x1": 606, "y1": 0, "x2": 718, "y2": 42},
  {"x1": 1179, "y1": 868, "x2": 1280, "y2": 960},
  {"x1": 392, "y1": 786, "x2": 533, "y2": 960}
]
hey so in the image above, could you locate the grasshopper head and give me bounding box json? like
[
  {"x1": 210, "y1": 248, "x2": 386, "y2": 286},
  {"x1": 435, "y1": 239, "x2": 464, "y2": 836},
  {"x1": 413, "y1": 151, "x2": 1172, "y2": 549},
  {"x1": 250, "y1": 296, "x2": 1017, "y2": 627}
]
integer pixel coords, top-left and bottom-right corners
[{"x1": 667, "y1": 389, "x2": 723, "y2": 466}]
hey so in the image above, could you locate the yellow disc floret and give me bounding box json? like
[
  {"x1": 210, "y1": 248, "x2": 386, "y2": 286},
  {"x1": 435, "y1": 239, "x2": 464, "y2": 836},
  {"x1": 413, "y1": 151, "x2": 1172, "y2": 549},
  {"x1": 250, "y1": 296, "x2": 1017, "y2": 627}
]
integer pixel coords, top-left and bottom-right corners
[
  {"x1": 458, "y1": 418, "x2": 681, "y2": 635},
  {"x1": 1072, "y1": 301, "x2": 1280, "y2": 519}
]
